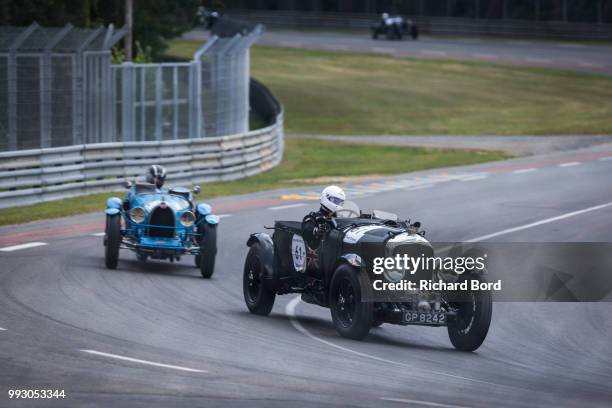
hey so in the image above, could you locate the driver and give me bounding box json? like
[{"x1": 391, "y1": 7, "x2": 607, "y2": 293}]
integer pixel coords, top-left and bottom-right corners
[
  {"x1": 146, "y1": 164, "x2": 167, "y2": 189},
  {"x1": 302, "y1": 185, "x2": 345, "y2": 249}
]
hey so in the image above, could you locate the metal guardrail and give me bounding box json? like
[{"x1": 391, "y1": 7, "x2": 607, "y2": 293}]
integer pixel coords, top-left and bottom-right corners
[
  {"x1": 227, "y1": 10, "x2": 612, "y2": 40},
  {"x1": 0, "y1": 111, "x2": 284, "y2": 209}
]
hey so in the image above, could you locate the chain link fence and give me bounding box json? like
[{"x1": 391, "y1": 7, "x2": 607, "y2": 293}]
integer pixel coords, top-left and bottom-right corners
[
  {"x1": 0, "y1": 19, "x2": 264, "y2": 151},
  {"x1": 0, "y1": 23, "x2": 126, "y2": 151}
]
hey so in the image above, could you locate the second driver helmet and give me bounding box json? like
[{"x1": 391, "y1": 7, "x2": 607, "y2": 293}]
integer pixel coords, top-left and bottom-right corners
[{"x1": 320, "y1": 185, "x2": 345, "y2": 214}]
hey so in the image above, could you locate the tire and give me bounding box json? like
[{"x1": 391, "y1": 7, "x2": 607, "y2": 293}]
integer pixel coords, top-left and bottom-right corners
[
  {"x1": 243, "y1": 243, "x2": 276, "y2": 315},
  {"x1": 372, "y1": 31, "x2": 378, "y2": 40},
  {"x1": 447, "y1": 275, "x2": 492, "y2": 351},
  {"x1": 330, "y1": 264, "x2": 372, "y2": 340},
  {"x1": 198, "y1": 223, "x2": 217, "y2": 279},
  {"x1": 411, "y1": 26, "x2": 419, "y2": 40},
  {"x1": 105, "y1": 215, "x2": 121, "y2": 269}
]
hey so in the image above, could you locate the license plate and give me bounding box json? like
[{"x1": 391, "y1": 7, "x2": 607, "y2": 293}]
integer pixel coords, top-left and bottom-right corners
[{"x1": 402, "y1": 311, "x2": 446, "y2": 325}]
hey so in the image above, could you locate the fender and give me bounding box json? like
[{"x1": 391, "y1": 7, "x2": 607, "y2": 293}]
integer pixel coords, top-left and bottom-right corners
[
  {"x1": 246, "y1": 233, "x2": 277, "y2": 290},
  {"x1": 204, "y1": 214, "x2": 219, "y2": 225},
  {"x1": 463, "y1": 247, "x2": 488, "y2": 276},
  {"x1": 105, "y1": 208, "x2": 120, "y2": 216},
  {"x1": 341, "y1": 253, "x2": 362, "y2": 268},
  {"x1": 331, "y1": 253, "x2": 370, "y2": 295},
  {"x1": 197, "y1": 203, "x2": 212, "y2": 216},
  {"x1": 106, "y1": 197, "x2": 122, "y2": 210}
]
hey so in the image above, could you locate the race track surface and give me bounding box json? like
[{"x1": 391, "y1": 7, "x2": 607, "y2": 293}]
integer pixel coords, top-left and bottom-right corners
[
  {"x1": 185, "y1": 29, "x2": 612, "y2": 75},
  {"x1": 1, "y1": 145, "x2": 612, "y2": 407}
]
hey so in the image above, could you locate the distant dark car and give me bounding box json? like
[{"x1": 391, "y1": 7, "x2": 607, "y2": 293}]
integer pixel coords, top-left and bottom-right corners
[
  {"x1": 243, "y1": 201, "x2": 491, "y2": 351},
  {"x1": 371, "y1": 15, "x2": 419, "y2": 40}
]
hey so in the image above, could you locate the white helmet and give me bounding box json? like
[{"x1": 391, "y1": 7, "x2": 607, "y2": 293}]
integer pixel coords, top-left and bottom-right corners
[
  {"x1": 382, "y1": 13, "x2": 389, "y2": 19},
  {"x1": 320, "y1": 185, "x2": 345, "y2": 214}
]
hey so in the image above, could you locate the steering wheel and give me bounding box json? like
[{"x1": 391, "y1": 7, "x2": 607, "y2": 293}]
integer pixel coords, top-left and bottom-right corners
[{"x1": 336, "y1": 208, "x2": 360, "y2": 218}]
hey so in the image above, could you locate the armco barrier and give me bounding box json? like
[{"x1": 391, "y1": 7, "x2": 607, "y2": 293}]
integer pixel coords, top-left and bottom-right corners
[{"x1": 0, "y1": 111, "x2": 284, "y2": 209}]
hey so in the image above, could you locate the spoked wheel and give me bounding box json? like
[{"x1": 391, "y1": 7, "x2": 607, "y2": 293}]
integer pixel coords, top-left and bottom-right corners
[
  {"x1": 447, "y1": 275, "x2": 492, "y2": 352},
  {"x1": 243, "y1": 243, "x2": 275, "y2": 315},
  {"x1": 336, "y1": 277, "x2": 356, "y2": 327},
  {"x1": 330, "y1": 264, "x2": 372, "y2": 340}
]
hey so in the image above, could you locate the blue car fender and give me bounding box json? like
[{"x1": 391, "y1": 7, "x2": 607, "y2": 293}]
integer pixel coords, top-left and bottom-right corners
[
  {"x1": 204, "y1": 214, "x2": 220, "y2": 225},
  {"x1": 105, "y1": 197, "x2": 122, "y2": 216},
  {"x1": 197, "y1": 203, "x2": 212, "y2": 216}
]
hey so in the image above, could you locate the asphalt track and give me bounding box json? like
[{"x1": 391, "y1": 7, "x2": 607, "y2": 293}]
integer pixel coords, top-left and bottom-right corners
[
  {"x1": 1, "y1": 142, "x2": 612, "y2": 407},
  {"x1": 186, "y1": 28, "x2": 612, "y2": 75}
]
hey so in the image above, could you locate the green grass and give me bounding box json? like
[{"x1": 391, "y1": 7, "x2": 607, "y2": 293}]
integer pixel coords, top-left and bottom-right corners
[
  {"x1": 0, "y1": 138, "x2": 507, "y2": 226},
  {"x1": 166, "y1": 40, "x2": 612, "y2": 135}
]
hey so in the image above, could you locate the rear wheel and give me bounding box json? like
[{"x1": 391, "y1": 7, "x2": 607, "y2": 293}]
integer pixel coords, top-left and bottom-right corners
[
  {"x1": 104, "y1": 215, "x2": 121, "y2": 269},
  {"x1": 198, "y1": 223, "x2": 217, "y2": 278},
  {"x1": 330, "y1": 264, "x2": 372, "y2": 340},
  {"x1": 243, "y1": 243, "x2": 276, "y2": 315},
  {"x1": 447, "y1": 275, "x2": 492, "y2": 351}
]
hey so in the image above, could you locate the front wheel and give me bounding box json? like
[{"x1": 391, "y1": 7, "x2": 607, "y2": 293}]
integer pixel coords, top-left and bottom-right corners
[
  {"x1": 105, "y1": 215, "x2": 121, "y2": 269},
  {"x1": 243, "y1": 243, "x2": 276, "y2": 315},
  {"x1": 330, "y1": 264, "x2": 372, "y2": 340},
  {"x1": 447, "y1": 275, "x2": 492, "y2": 351},
  {"x1": 198, "y1": 223, "x2": 217, "y2": 278}
]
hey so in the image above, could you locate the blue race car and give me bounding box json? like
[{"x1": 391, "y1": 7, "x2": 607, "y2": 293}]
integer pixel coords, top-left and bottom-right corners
[{"x1": 104, "y1": 182, "x2": 219, "y2": 278}]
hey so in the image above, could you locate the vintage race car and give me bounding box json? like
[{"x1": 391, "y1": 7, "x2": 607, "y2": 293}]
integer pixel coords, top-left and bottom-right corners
[
  {"x1": 243, "y1": 201, "x2": 491, "y2": 351},
  {"x1": 104, "y1": 182, "x2": 218, "y2": 278},
  {"x1": 371, "y1": 16, "x2": 419, "y2": 40}
]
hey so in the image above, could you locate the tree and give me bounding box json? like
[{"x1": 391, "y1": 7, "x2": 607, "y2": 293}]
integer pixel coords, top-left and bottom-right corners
[{"x1": 0, "y1": 0, "x2": 200, "y2": 59}]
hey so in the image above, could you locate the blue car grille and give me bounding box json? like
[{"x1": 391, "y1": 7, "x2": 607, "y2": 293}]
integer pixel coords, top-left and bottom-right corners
[{"x1": 148, "y1": 206, "x2": 175, "y2": 238}]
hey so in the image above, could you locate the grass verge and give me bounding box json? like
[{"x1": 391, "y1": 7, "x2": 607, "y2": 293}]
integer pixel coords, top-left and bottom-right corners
[
  {"x1": 0, "y1": 138, "x2": 508, "y2": 226},
  {"x1": 166, "y1": 41, "x2": 612, "y2": 135}
]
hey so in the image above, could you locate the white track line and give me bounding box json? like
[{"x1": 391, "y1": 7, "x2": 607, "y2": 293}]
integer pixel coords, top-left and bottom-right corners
[
  {"x1": 269, "y1": 203, "x2": 307, "y2": 211},
  {"x1": 512, "y1": 168, "x2": 537, "y2": 174},
  {"x1": 467, "y1": 201, "x2": 612, "y2": 242},
  {"x1": 286, "y1": 297, "x2": 501, "y2": 387},
  {"x1": 421, "y1": 50, "x2": 448, "y2": 57},
  {"x1": 578, "y1": 62, "x2": 604, "y2": 69},
  {"x1": 325, "y1": 44, "x2": 349, "y2": 51},
  {"x1": 599, "y1": 156, "x2": 612, "y2": 161},
  {"x1": 0, "y1": 242, "x2": 47, "y2": 252},
  {"x1": 559, "y1": 161, "x2": 580, "y2": 167},
  {"x1": 371, "y1": 47, "x2": 394, "y2": 53},
  {"x1": 80, "y1": 350, "x2": 207, "y2": 373},
  {"x1": 380, "y1": 397, "x2": 470, "y2": 408},
  {"x1": 217, "y1": 214, "x2": 232, "y2": 219},
  {"x1": 91, "y1": 232, "x2": 105, "y2": 237},
  {"x1": 459, "y1": 175, "x2": 488, "y2": 181},
  {"x1": 279, "y1": 40, "x2": 302, "y2": 47},
  {"x1": 525, "y1": 57, "x2": 552, "y2": 64},
  {"x1": 472, "y1": 53, "x2": 499, "y2": 60},
  {"x1": 0, "y1": 327, "x2": 6, "y2": 331}
]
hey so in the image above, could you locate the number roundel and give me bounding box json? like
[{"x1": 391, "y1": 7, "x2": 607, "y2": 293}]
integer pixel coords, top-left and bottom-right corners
[{"x1": 291, "y1": 234, "x2": 306, "y2": 273}]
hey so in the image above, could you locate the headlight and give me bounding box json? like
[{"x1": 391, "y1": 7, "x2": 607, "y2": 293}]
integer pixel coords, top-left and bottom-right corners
[
  {"x1": 129, "y1": 207, "x2": 145, "y2": 224},
  {"x1": 180, "y1": 211, "x2": 195, "y2": 227}
]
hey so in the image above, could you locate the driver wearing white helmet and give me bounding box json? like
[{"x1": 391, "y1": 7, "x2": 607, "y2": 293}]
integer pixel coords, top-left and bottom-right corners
[{"x1": 301, "y1": 185, "x2": 346, "y2": 249}]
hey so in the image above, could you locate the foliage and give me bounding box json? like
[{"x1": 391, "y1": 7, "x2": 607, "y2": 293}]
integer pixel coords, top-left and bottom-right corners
[{"x1": 0, "y1": 0, "x2": 200, "y2": 59}]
